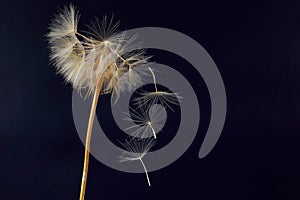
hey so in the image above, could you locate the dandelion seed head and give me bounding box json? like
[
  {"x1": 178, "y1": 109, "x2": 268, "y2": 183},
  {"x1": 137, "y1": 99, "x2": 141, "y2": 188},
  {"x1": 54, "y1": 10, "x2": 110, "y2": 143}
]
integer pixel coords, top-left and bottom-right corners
[{"x1": 47, "y1": 5, "x2": 151, "y2": 99}]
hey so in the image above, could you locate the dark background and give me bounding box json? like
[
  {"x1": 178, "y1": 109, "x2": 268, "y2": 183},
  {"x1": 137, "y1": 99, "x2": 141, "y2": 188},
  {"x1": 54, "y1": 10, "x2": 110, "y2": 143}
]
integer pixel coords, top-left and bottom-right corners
[{"x1": 1, "y1": 0, "x2": 299, "y2": 199}]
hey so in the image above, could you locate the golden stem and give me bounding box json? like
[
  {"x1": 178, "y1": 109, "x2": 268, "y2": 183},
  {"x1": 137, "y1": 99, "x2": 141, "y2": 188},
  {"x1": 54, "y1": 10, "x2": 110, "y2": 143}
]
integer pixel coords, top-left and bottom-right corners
[{"x1": 79, "y1": 78, "x2": 104, "y2": 200}]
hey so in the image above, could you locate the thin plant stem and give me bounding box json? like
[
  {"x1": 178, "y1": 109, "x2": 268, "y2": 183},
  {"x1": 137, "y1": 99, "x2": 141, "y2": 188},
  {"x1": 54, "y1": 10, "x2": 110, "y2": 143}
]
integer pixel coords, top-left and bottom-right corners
[
  {"x1": 148, "y1": 67, "x2": 157, "y2": 92},
  {"x1": 147, "y1": 122, "x2": 157, "y2": 139},
  {"x1": 139, "y1": 158, "x2": 151, "y2": 186},
  {"x1": 79, "y1": 77, "x2": 104, "y2": 200},
  {"x1": 75, "y1": 31, "x2": 97, "y2": 43}
]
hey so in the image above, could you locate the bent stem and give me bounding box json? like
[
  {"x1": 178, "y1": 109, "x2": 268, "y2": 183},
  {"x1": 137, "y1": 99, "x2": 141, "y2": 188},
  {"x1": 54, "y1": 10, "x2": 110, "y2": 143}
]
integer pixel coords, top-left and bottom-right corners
[
  {"x1": 79, "y1": 77, "x2": 104, "y2": 200},
  {"x1": 139, "y1": 158, "x2": 151, "y2": 186}
]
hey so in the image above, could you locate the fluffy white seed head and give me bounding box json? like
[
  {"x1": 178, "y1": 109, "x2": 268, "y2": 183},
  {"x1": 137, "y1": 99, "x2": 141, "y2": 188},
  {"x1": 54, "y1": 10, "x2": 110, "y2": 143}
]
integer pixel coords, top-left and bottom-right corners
[{"x1": 47, "y1": 5, "x2": 150, "y2": 99}]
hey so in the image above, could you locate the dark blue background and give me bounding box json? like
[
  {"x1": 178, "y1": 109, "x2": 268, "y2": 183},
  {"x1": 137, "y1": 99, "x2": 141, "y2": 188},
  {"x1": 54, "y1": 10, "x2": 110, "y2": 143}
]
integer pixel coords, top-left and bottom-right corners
[{"x1": 1, "y1": 0, "x2": 299, "y2": 199}]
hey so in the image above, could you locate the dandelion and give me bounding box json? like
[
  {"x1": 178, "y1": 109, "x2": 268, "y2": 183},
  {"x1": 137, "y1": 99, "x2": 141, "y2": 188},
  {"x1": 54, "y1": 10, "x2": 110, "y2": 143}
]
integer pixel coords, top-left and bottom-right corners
[
  {"x1": 119, "y1": 138, "x2": 155, "y2": 186},
  {"x1": 134, "y1": 67, "x2": 182, "y2": 111},
  {"x1": 47, "y1": 5, "x2": 150, "y2": 98},
  {"x1": 124, "y1": 104, "x2": 167, "y2": 139},
  {"x1": 46, "y1": 4, "x2": 150, "y2": 200}
]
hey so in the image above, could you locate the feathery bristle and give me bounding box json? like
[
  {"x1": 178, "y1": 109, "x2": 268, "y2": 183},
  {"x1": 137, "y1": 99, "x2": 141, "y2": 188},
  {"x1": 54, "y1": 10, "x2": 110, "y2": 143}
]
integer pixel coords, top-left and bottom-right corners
[
  {"x1": 118, "y1": 138, "x2": 154, "y2": 186},
  {"x1": 47, "y1": 5, "x2": 86, "y2": 88},
  {"x1": 134, "y1": 91, "x2": 182, "y2": 111},
  {"x1": 47, "y1": 4, "x2": 79, "y2": 41},
  {"x1": 124, "y1": 104, "x2": 167, "y2": 138},
  {"x1": 118, "y1": 138, "x2": 155, "y2": 162}
]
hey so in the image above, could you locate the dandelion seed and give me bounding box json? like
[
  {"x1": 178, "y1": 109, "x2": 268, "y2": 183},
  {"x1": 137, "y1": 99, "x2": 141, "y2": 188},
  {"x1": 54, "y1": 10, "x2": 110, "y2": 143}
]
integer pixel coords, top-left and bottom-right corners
[
  {"x1": 101, "y1": 48, "x2": 150, "y2": 103},
  {"x1": 119, "y1": 138, "x2": 155, "y2": 186},
  {"x1": 117, "y1": 63, "x2": 149, "y2": 93},
  {"x1": 134, "y1": 67, "x2": 183, "y2": 111},
  {"x1": 46, "y1": 5, "x2": 150, "y2": 200},
  {"x1": 124, "y1": 104, "x2": 167, "y2": 139}
]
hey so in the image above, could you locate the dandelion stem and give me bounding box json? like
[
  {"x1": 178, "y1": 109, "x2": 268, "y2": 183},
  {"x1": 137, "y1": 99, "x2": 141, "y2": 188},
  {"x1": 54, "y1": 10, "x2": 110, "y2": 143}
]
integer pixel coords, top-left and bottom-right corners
[
  {"x1": 79, "y1": 77, "x2": 104, "y2": 200},
  {"x1": 148, "y1": 67, "x2": 158, "y2": 92},
  {"x1": 139, "y1": 158, "x2": 151, "y2": 186}
]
